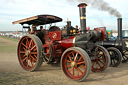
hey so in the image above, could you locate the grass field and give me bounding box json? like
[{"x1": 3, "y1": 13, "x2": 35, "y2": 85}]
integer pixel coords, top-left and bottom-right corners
[{"x1": 0, "y1": 36, "x2": 18, "y2": 42}]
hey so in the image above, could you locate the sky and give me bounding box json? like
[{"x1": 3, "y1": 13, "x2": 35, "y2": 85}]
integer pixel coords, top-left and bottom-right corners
[{"x1": 0, "y1": 0, "x2": 128, "y2": 31}]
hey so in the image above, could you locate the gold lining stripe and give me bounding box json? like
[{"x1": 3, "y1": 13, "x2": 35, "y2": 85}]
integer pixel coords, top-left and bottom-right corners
[{"x1": 80, "y1": 17, "x2": 86, "y2": 19}]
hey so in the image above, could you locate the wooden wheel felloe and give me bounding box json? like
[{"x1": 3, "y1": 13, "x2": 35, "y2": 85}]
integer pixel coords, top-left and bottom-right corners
[
  {"x1": 18, "y1": 35, "x2": 43, "y2": 71},
  {"x1": 91, "y1": 46, "x2": 111, "y2": 72},
  {"x1": 61, "y1": 47, "x2": 91, "y2": 81},
  {"x1": 107, "y1": 47, "x2": 122, "y2": 67}
]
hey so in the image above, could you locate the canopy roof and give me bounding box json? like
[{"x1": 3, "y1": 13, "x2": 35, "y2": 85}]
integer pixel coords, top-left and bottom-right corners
[{"x1": 12, "y1": 15, "x2": 62, "y2": 25}]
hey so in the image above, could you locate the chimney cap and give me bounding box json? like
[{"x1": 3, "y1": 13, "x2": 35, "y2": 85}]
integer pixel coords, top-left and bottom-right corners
[{"x1": 78, "y1": 3, "x2": 87, "y2": 8}]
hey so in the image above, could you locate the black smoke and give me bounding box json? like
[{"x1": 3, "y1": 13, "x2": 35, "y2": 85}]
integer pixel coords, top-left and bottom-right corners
[{"x1": 68, "y1": 0, "x2": 122, "y2": 18}]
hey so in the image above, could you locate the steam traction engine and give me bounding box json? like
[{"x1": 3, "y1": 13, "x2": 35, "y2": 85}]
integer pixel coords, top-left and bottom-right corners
[
  {"x1": 96, "y1": 18, "x2": 127, "y2": 67},
  {"x1": 12, "y1": 3, "x2": 111, "y2": 81}
]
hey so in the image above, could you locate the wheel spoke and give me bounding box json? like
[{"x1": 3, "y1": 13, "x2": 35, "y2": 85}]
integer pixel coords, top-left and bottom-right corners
[
  {"x1": 77, "y1": 61, "x2": 85, "y2": 65},
  {"x1": 77, "y1": 68, "x2": 83, "y2": 74},
  {"x1": 34, "y1": 48, "x2": 37, "y2": 52},
  {"x1": 78, "y1": 56, "x2": 82, "y2": 61},
  {"x1": 92, "y1": 61, "x2": 95, "y2": 68},
  {"x1": 99, "y1": 60, "x2": 105, "y2": 65},
  {"x1": 66, "y1": 65, "x2": 71, "y2": 67},
  {"x1": 77, "y1": 68, "x2": 79, "y2": 76},
  {"x1": 31, "y1": 45, "x2": 36, "y2": 51},
  {"x1": 74, "y1": 53, "x2": 78, "y2": 61},
  {"x1": 23, "y1": 47, "x2": 26, "y2": 51},
  {"x1": 21, "y1": 43, "x2": 27, "y2": 48},
  {"x1": 96, "y1": 51, "x2": 100, "y2": 56},
  {"x1": 97, "y1": 62, "x2": 102, "y2": 68},
  {"x1": 30, "y1": 55, "x2": 37, "y2": 62},
  {"x1": 68, "y1": 55, "x2": 72, "y2": 62},
  {"x1": 22, "y1": 57, "x2": 28, "y2": 62},
  {"x1": 71, "y1": 52, "x2": 75, "y2": 58},
  {"x1": 69, "y1": 68, "x2": 73, "y2": 72},
  {"x1": 113, "y1": 59, "x2": 116, "y2": 64},
  {"x1": 29, "y1": 40, "x2": 32, "y2": 48},
  {"x1": 73, "y1": 68, "x2": 74, "y2": 75},
  {"x1": 31, "y1": 52, "x2": 37, "y2": 54},
  {"x1": 20, "y1": 51, "x2": 25, "y2": 54},
  {"x1": 34, "y1": 54, "x2": 37, "y2": 59},
  {"x1": 98, "y1": 54, "x2": 104, "y2": 58},
  {"x1": 79, "y1": 65, "x2": 86, "y2": 69},
  {"x1": 66, "y1": 60, "x2": 71, "y2": 62}
]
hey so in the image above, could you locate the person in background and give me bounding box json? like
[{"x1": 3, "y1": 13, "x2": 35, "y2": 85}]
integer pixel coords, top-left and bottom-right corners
[
  {"x1": 75, "y1": 25, "x2": 79, "y2": 33},
  {"x1": 31, "y1": 25, "x2": 37, "y2": 32},
  {"x1": 27, "y1": 28, "x2": 31, "y2": 34},
  {"x1": 40, "y1": 26, "x2": 43, "y2": 31}
]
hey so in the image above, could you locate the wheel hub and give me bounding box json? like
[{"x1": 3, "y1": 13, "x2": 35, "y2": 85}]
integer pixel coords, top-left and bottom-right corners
[
  {"x1": 71, "y1": 62, "x2": 76, "y2": 68},
  {"x1": 25, "y1": 50, "x2": 30, "y2": 56}
]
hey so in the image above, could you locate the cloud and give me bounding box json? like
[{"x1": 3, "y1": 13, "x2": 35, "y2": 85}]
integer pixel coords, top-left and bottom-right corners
[{"x1": 0, "y1": 0, "x2": 128, "y2": 31}]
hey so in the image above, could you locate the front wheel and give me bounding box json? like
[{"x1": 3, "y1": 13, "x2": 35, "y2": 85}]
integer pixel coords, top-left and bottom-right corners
[{"x1": 61, "y1": 47, "x2": 91, "y2": 81}]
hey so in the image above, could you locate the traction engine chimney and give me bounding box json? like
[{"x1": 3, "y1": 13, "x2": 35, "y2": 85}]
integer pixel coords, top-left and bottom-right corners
[
  {"x1": 118, "y1": 18, "x2": 122, "y2": 40},
  {"x1": 78, "y1": 3, "x2": 87, "y2": 33}
]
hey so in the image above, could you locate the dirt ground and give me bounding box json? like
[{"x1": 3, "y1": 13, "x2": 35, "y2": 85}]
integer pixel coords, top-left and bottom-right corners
[{"x1": 0, "y1": 37, "x2": 128, "y2": 85}]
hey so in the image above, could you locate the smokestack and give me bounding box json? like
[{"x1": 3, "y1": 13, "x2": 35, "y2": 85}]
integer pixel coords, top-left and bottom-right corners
[
  {"x1": 78, "y1": 3, "x2": 87, "y2": 33},
  {"x1": 67, "y1": 21, "x2": 71, "y2": 28},
  {"x1": 117, "y1": 18, "x2": 122, "y2": 40}
]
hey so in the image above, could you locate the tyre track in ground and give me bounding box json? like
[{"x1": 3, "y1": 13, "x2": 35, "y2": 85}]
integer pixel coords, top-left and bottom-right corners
[{"x1": 0, "y1": 37, "x2": 128, "y2": 85}]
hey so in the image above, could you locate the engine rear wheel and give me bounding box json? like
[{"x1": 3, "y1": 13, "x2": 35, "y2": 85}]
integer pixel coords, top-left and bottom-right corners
[
  {"x1": 61, "y1": 47, "x2": 91, "y2": 81},
  {"x1": 107, "y1": 47, "x2": 122, "y2": 67},
  {"x1": 17, "y1": 35, "x2": 43, "y2": 71},
  {"x1": 91, "y1": 46, "x2": 111, "y2": 72}
]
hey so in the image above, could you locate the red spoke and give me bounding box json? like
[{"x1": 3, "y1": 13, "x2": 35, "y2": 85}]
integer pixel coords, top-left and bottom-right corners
[
  {"x1": 97, "y1": 62, "x2": 102, "y2": 68},
  {"x1": 21, "y1": 43, "x2": 27, "y2": 48},
  {"x1": 69, "y1": 68, "x2": 73, "y2": 72},
  {"x1": 80, "y1": 65, "x2": 86, "y2": 69},
  {"x1": 26, "y1": 38, "x2": 29, "y2": 47},
  {"x1": 29, "y1": 40, "x2": 32, "y2": 48},
  {"x1": 77, "y1": 61, "x2": 85, "y2": 65},
  {"x1": 31, "y1": 45, "x2": 36, "y2": 51},
  {"x1": 96, "y1": 51, "x2": 100, "y2": 56},
  {"x1": 66, "y1": 60, "x2": 71, "y2": 62},
  {"x1": 22, "y1": 57, "x2": 28, "y2": 62},
  {"x1": 98, "y1": 54, "x2": 104, "y2": 58},
  {"x1": 20, "y1": 51, "x2": 25, "y2": 54},
  {"x1": 66, "y1": 65, "x2": 71, "y2": 67},
  {"x1": 77, "y1": 69, "x2": 79, "y2": 76},
  {"x1": 30, "y1": 55, "x2": 37, "y2": 62},
  {"x1": 74, "y1": 53, "x2": 78, "y2": 61},
  {"x1": 71, "y1": 52, "x2": 75, "y2": 58},
  {"x1": 68, "y1": 55, "x2": 72, "y2": 62},
  {"x1": 33, "y1": 48, "x2": 37, "y2": 52},
  {"x1": 77, "y1": 68, "x2": 83, "y2": 74},
  {"x1": 73, "y1": 68, "x2": 74, "y2": 76},
  {"x1": 31, "y1": 52, "x2": 37, "y2": 54},
  {"x1": 99, "y1": 60, "x2": 105, "y2": 65},
  {"x1": 78, "y1": 56, "x2": 82, "y2": 61},
  {"x1": 92, "y1": 61, "x2": 95, "y2": 68},
  {"x1": 34, "y1": 54, "x2": 37, "y2": 59},
  {"x1": 23, "y1": 47, "x2": 26, "y2": 51}
]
